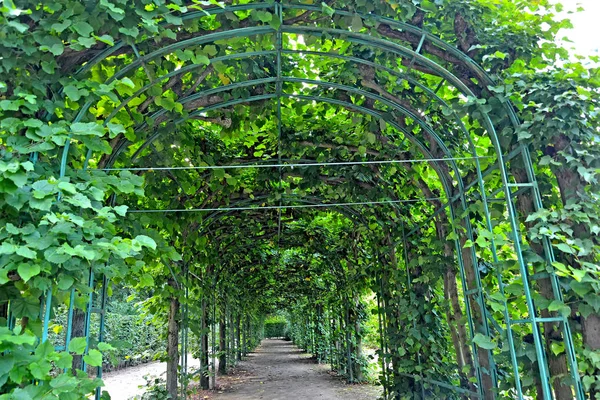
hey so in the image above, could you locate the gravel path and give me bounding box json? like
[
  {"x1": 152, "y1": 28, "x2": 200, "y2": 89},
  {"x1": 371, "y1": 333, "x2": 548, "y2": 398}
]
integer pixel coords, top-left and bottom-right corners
[
  {"x1": 101, "y1": 356, "x2": 200, "y2": 400},
  {"x1": 102, "y1": 339, "x2": 379, "y2": 400},
  {"x1": 208, "y1": 339, "x2": 380, "y2": 400}
]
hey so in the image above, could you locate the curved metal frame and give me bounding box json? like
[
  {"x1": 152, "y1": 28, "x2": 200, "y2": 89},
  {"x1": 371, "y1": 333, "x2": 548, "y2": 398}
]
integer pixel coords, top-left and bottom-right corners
[{"x1": 52, "y1": 3, "x2": 582, "y2": 399}]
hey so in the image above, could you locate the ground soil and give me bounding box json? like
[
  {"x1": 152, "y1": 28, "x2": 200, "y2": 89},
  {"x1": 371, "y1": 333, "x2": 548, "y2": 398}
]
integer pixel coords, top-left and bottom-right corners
[{"x1": 191, "y1": 339, "x2": 381, "y2": 400}]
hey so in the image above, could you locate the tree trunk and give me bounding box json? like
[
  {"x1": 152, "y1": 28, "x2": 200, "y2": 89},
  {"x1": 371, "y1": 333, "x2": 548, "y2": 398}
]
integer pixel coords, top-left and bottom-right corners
[
  {"x1": 514, "y1": 167, "x2": 576, "y2": 399},
  {"x1": 436, "y1": 217, "x2": 476, "y2": 392},
  {"x1": 0, "y1": 302, "x2": 7, "y2": 322},
  {"x1": 236, "y1": 314, "x2": 242, "y2": 361},
  {"x1": 551, "y1": 157, "x2": 600, "y2": 399},
  {"x1": 71, "y1": 308, "x2": 86, "y2": 373},
  {"x1": 459, "y1": 232, "x2": 495, "y2": 400},
  {"x1": 229, "y1": 311, "x2": 235, "y2": 366},
  {"x1": 384, "y1": 234, "x2": 409, "y2": 396},
  {"x1": 200, "y1": 298, "x2": 209, "y2": 390},
  {"x1": 218, "y1": 307, "x2": 227, "y2": 375},
  {"x1": 333, "y1": 315, "x2": 340, "y2": 372},
  {"x1": 353, "y1": 296, "x2": 365, "y2": 382},
  {"x1": 338, "y1": 315, "x2": 345, "y2": 374},
  {"x1": 314, "y1": 307, "x2": 321, "y2": 362},
  {"x1": 344, "y1": 303, "x2": 354, "y2": 383},
  {"x1": 167, "y1": 280, "x2": 180, "y2": 399},
  {"x1": 244, "y1": 317, "x2": 250, "y2": 356}
]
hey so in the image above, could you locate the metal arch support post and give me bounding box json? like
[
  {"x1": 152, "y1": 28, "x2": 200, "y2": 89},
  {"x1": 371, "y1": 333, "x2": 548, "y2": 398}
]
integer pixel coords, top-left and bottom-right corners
[
  {"x1": 275, "y1": 1, "x2": 284, "y2": 248},
  {"x1": 492, "y1": 150, "x2": 553, "y2": 398},
  {"x1": 180, "y1": 264, "x2": 190, "y2": 400},
  {"x1": 95, "y1": 275, "x2": 109, "y2": 400},
  {"x1": 520, "y1": 145, "x2": 584, "y2": 399}
]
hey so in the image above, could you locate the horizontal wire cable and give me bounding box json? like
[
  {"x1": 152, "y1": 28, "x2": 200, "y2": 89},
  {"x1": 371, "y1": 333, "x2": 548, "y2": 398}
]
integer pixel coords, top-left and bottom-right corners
[
  {"x1": 126, "y1": 197, "x2": 445, "y2": 213},
  {"x1": 94, "y1": 156, "x2": 492, "y2": 172}
]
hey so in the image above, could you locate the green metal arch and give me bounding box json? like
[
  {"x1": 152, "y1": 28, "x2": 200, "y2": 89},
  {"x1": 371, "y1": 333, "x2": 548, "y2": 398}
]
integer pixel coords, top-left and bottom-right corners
[
  {"x1": 54, "y1": 3, "x2": 583, "y2": 399},
  {"x1": 104, "y1": 90, "x2": 500, "y2": 398}
]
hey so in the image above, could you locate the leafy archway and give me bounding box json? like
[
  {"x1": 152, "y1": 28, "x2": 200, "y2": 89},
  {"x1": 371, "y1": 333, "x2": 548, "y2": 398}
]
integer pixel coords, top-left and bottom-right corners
[{"x1": 1, "y1": 1, "x2": 598, "y2": 400}]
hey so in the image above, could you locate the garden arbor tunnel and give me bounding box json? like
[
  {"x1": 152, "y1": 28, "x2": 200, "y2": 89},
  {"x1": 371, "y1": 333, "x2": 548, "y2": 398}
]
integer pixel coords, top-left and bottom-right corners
[{"x1": 48, "y1": 2, "x2": 583, "y2": 400}]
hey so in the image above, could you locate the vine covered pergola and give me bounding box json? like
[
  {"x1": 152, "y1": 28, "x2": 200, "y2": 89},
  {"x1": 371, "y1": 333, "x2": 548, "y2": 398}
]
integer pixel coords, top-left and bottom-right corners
[{"x1": 1, "y1": 1, "x2": 599, "y2": 400}]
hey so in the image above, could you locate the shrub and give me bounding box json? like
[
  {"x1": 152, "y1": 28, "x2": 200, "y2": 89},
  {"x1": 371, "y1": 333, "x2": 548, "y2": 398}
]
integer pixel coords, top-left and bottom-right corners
[{"x1": 263, "y1": 316, "x2": 289, "y2": 338}]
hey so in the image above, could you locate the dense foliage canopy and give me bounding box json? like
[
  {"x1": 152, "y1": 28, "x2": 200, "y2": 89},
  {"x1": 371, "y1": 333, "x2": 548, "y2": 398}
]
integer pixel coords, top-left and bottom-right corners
[{"x1": 0, "y1": 0, "x2": 599, "y2": 399}]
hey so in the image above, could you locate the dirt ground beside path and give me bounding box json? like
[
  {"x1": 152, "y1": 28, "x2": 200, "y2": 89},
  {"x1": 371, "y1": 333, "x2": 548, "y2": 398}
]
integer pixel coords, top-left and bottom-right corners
[{"x1": 198, "y1": 339, "x2": 381, "y2": 400}]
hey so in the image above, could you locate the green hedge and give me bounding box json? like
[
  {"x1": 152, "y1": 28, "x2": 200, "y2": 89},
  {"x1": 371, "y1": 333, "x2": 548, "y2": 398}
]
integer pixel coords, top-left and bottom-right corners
[
  {"x1": 49, "y1": 308, "x2": 164, "y2": 372},
  {"x1": 100, "y1": 313, "x2": 164, "y2": 370},
  {"x1": 264, "y1": 316, "x2": 289, "y2": 338}
]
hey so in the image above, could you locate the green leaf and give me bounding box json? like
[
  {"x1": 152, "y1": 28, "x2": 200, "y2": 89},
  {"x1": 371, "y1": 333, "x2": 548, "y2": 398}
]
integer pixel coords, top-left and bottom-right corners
[
  {"x1": 555, "y1": 243, "x2": 574, "y2": 254},
  {"x1": 63, "y1": 85, "x2": 88, "y2": 102},
  {"x1": 73, "y1": 21, "x2": 94, "y2": 37},
  {"x1": 55, "y1": 353, "x2": 73, "y2": 370},
  {"x1": 570, "y1": 281, "x2": 591, "y2": 297},
  {"x1": 0, "y1": 354, "x2": 15, "y2": 376},
  {"x1": 78, "y1": 36, "x2": 97, "y2": 48},
  {"x1": 16, "y1": 246, "x2": 37, "y2": 259},
  {"x1": 213, "y1": 168, "x2": 225, "y2": 179},
  {"x1": 193, "y1": 54, "x2": 210, "y2": 66},
  {"x1": 57, "y1": 275, "x2": 75, "y2": 291},
  {"x1": 135, "y1": 235, "x2": 156, "y2": 250},
  {"x1": 269, "y1": 17, "x2": 281, "y2": 30},
  {"x1": 550, "y1": 341, "x2": 564, "y2": 356},
  {"x1": 6, "y1": 171, "x2": 28, "y2": 187},
  {"x1": 97, "y1": 342, "x2": 115, "y2": 351},
  {"x1": 113, "y1": 205, "x2": 128, "y2": 216},
  {"x1": 322, "y1": 2, "x2": 335, "y2": 16},
  {"x1": 70, "y1": 122, "x2": 104, "y2": 136},
  {"x1": 0, "y1": 329, "x2": 36, "y2": 346},
  {"x1": 58, "y1": 181, "x2": 77, "y2": 194},
  {"x1": 68, "y1": 337, "x2": 88, "y2": 355},
  {"x1": 255, "y1": 11, "x2": 272, "y2": 23},
  {"x1": 17, "y1": 263, "x2": 40, "y2": 283},
  {"x1": 83, "y1": 349, "x2": 102, "y2": 367},
  {"x1": 45, "y1": 247, "x2": 71, "y2": 264},
  {"x1": 139, "y1": 273, "x2": 154, "y2": 287},
  {"x1": 65, "y1": 193, "x2": 92, "y2": 209},
  {"x1": 49, "y1": 373, "x2": 78, "y2": 391},
  {"x1": 10, "y1": 297, "x2": 40, "y2": 319},
  {"x1": 582, "y1": 375, "x2": 595, "y2": 390},
  {"x1": 472, "y1": 333, "x2": 497, "y2": 350},
  {"x1": 351, "y1": 14, "x2": 363, "y2": 32},
  {"x1": 548, "y1": 300, "x2": 564, "y2": 311},
  {"x1": 8, "y1": 20, "x2": 29, "y2": 33},
  {"x1": 94, "y1": 34, "x2": 115, "y2": 46},
  {"x1": 548, "y1": 300, "x2": 571, "y2": 317},
  {"x1": 0, "y1": 242, "x2": 17, "y2": 255},
  {"x1": 51, "y1": 20, "x2": 71, "y2": 33},
  {"x1": 119, "y1": 26, "x2": 139, "y2": 37},
  {"x1": 29, "y1": 360, "x2": 52, "y2": 380},
  {"x1": 37, "y1": 35, "x2": 65, "y2": 56}
]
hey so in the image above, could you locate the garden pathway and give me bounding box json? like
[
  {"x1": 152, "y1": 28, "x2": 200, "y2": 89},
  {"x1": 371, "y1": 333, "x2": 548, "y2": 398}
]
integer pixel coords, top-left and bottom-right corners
[
  {"x1": 206, "y1": 339, "x2": 380, "y2": 400},
  {"x1": 102, "y1": 339, "x2": 379, "y2": 400}
]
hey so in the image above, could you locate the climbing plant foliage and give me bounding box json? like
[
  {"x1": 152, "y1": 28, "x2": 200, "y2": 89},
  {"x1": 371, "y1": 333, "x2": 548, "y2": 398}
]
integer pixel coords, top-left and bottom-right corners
[{"x1": 0, "y1": 0, "x2": 599, "y2": 399}]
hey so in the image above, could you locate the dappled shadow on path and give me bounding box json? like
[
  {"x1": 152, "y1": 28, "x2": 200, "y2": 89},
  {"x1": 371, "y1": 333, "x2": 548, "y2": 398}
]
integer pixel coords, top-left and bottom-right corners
[{"x1": 194, "y1": 339, "x2": 380, "y2": 400}]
